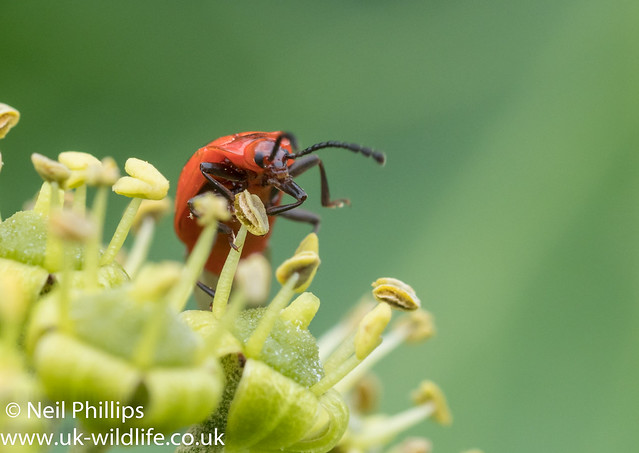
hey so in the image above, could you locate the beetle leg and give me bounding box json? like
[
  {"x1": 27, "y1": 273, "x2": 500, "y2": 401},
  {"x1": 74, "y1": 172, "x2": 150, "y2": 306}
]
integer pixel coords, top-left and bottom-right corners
[
  {"x1": 288, "y1": 155, "x2": 350, "y2": 208},
  {"x1": 266, "y1": 179, "x2": 308, "y2": 215},
  {"x1": 278, "y1": 208, "x2": 321, "y2": 233},
  {"x1": 217, "y1": 222, "x2": 239, "y2": 251},
  {"x1": 200, "y1": 162, "x2": 247, "y2": 202},
  {"x1": 197, "y1": 281, "x2": 216, "y2": 299}
]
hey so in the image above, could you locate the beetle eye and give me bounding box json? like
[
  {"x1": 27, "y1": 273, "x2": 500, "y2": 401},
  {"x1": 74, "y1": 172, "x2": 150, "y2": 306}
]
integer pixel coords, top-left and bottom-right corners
[{"x1": 254, "y1": 152, "x2": 266, "y2": 168}]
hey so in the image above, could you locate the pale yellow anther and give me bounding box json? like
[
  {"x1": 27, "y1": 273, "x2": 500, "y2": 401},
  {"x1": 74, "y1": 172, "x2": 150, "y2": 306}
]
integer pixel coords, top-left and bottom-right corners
[
  {"x1": 233, "y1": 190, "x2": 269, "y2": 236},
  {"x1": 276, "y1": 251, "x2": 320, "y2": 293},
  {"x1": 412, "y1": 381, "x2": 452, "y2": 426},
  {"x1": 85, "y1": 157, "x2": 120, "y2": 186},
  {"x1": 280, "y1": 292, "x2": 320, "y2": 329},
  {"x1": 275, "y1": 233, "x2": 321, "y2": 292},
  {"x1": 189, "y1": 192, "x2": 231, "y2": 226},
  {"x1": 372, "y1": 277, "x2": 421, "y2": 311},
  {"x1": 0, "y1": 103, "x2": 20, "y2": 139},
  {"x1": 355, "y1": 303, "x2": 392, "y2": 360},
  {"x1": 395, "y1": 309, "x2": 435, "y2": 342},
  {"x1": 0, "y1": 152, "x2": 3, "y2": 174},
  {"x1": 295, "y1": 232, "x2": 319, "y2": 254},
  {"x1": 131, "y1": 198, "x2": 172, "y2": 231},
  {"x1": 58, "y1": 151, "x2": 101, "y2": 189},
  {"x1": 235, "y1": 253, "x2": 271, "y2": 305},
  {"x1": 388, "y1": 437, "x2": 433, "y2": 453},
  {"x1": 351, "y1": 373, "x2": 381, "y2": 414},
  {"x1": 129, "y1": 261, "x2": 182, "y2": 302},
  {"x1": 112, "y1": 157, "x2": 169, "y2": 200},
  {"x1": 31, "y1": 153, "x2": 71, "y2": 184},
  {"x1": 49, "y1": 210, "x2": 95, "y2": 242},
  {"x1": 461, "y1": 450, "x2": 484, "y2": 453}
]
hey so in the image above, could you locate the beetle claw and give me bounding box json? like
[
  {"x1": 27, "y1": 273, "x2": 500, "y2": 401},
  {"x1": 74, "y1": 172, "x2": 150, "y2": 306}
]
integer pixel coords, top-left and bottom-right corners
[{"x1": 228, "y1": 232, "x2": 239, "y2": 251}]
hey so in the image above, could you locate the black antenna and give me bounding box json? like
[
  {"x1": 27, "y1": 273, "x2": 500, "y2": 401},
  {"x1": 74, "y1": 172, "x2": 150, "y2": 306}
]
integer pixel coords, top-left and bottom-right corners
[
  {"x1": 288, "y1": 141, "x2": 386, "y2": 165},
  {"x1": 269, "y1": 132, "x2": 298, "y2": 161}
]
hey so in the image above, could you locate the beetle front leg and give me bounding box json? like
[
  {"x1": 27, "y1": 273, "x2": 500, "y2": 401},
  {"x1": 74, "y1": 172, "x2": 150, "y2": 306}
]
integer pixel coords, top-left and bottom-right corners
[
  {"x1": 200, "y1": 162, "x2": 247, "y2": 202},
  {"x1": 278, "y1": 208, "x2": 321, "y2": 233},
  {"x1": 266, "y1": 179, "x2": 307, "y2": 215},
  {"x1": 288, "y1": 155, "x2": 350, "y2": 208}
]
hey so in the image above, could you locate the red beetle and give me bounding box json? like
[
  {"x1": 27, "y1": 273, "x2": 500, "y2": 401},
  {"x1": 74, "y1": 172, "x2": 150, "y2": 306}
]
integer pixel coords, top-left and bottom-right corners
[{"x1": 174, "y1": 131, "x2": 385, "y2": 275}]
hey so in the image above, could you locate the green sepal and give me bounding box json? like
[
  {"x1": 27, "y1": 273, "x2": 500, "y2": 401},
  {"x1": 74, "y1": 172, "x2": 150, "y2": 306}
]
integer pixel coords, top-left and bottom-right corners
[
  {"x1": 225, "y1": 359, "x2": 321, "y2": 450},
  {"x1": 26, "y1": 288, "x2": 201, "y2": 367},
  {"x1": 130, "y1": 360, "x2": 224, "y2": 432},
  {"x1": 285, "y1": 389, "x2": 349, "y2": 453},
  {"x1": 33, "y1": 332, "x2": 140, "y2": 404},
  {"x1": 181, "y1": 310, "x2": 243, "y2": 357},
  {"x1": 0, "y1": 210, "x2": 83, "y2": 272}
]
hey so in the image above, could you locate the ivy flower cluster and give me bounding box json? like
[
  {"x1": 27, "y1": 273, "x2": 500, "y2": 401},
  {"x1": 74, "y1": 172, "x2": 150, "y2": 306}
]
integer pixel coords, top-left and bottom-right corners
[{"x1": 0, "y1": 105, "x2": 481, "y2": 453}]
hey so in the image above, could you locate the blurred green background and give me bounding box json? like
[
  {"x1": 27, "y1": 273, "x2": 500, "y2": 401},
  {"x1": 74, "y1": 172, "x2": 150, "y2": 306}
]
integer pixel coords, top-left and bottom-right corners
[{"x1": 2, "y1": 1, "x2": 637, "y2": 452}]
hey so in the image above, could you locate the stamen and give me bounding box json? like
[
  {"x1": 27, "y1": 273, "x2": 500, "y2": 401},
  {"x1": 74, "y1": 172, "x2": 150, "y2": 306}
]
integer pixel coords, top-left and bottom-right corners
[
  {"x1": 335, "y1": 310, "x2": 434, "y2": 393},
  {"x1": 0, "y1": 103, "x2": 20, "y2": 139},
  {"x1": 312, "y1": 304, "x2": 392, "y2": 396},
  {"x1": 245, "y1": 273, "x2": 299, "y2": 358},
  {"x1": 279, "y1": 292, "x2": 320, "y2": 329},
  {"x1": 168, "y1": 192, "x2": 230, "y2": 312}
]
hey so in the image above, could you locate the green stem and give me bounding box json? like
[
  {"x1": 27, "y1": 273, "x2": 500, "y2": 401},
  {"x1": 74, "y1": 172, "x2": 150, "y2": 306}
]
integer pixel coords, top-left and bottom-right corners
[
  {"x1": 132, "y1": 301, "x2": 168, "y2": 370},
  {"x1": 350, "y1": 404, "x2": 434, "y2": 448},
  {"x1": 322, "y1": 332, "x2": 356, "y2": 373},
  {"x1": 43, "y1": 182, "x2": 63, "y2": 271},
  {"x1": 211, "y1": 226, "x2": 247, "y2": 318},
  {"x1": 100, "y1": 197, "x2": 142, "y2": 266},
  {"x1": 335, "y1": 329, "x2": 407, "y2": 393},
  {"x1": 72, "y1": 185, "x2": 86, "y2": 215},
  {"x1": 124, "y1": 216, "x2": 155, "y2": 278},
  {"x1": 168, "y1": 220, "x2": 220, "y2": 312},
  {"x1": 245, "y1": 273, "x2": 299, "y2": 359},
  {"x1": 58, "y1": 243, "x2": 74, "y2": 335},
  {"x1": 85, "y1": 186, "x2": 108, "y2": 290},
  {"x1": 33, "y1": 182, "x2": 51, "y2": 215},
  {"x1": 310, "y1": 354, "x2": 360, "y2": 396}
]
